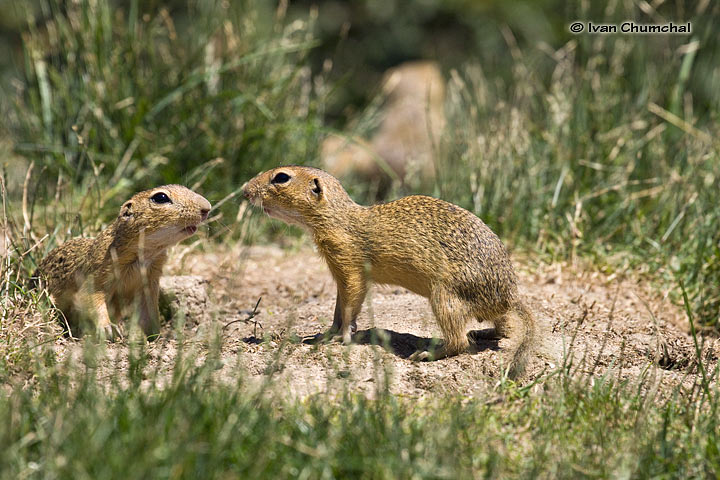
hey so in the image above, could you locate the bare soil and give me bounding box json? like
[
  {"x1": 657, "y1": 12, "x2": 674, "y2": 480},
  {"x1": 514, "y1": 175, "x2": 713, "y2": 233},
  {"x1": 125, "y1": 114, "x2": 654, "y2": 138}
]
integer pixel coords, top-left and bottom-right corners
[{"x1": 47, "y1": 243, "x2": 719, "y2": 399}]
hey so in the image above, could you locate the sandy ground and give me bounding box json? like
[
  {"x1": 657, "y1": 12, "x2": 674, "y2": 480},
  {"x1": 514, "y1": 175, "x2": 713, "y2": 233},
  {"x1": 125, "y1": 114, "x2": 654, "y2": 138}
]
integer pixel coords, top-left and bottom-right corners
[{"x1": 46, "y1": 243, "x2": 719, "y2": 399}]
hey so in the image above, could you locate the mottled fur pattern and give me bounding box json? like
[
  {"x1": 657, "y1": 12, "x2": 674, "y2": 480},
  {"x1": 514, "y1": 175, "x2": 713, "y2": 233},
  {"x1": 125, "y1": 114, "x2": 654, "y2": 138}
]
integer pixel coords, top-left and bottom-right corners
[
  {"x1": 38, "y1": 185, "x2": 211, "y2": 339},
  {"x1": 242, "y1": 166, "x2": 536, "y2": 378}
]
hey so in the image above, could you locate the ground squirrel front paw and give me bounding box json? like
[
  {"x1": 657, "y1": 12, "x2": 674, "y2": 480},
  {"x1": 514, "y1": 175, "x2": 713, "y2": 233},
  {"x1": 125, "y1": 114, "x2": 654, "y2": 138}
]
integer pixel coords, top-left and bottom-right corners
[
  {"x1": 97, "y1": 323, "x2": 123, "y2": 341},
  {"x1": 323, "y1": 330, "x2": 353, "y2": 345}
]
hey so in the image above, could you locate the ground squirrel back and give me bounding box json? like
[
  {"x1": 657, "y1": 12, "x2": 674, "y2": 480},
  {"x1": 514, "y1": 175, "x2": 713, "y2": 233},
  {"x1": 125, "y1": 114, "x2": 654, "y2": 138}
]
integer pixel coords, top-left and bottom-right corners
[
  {"x1": 242, "y1": 166, "x2": 535, "y2": 378},
  {"x1": 38, "y1": 185, "x2": 211, "y2": 339}
]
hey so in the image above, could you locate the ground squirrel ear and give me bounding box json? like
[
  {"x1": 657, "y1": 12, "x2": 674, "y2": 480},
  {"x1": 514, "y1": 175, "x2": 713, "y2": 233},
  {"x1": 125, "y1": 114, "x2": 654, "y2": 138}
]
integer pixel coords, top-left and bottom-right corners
[
  {"x1": 311, "y1": 178, "x2": 322, "y2": 198},
  {"x1": 120, "y1": 201, "x2": 133, "y2": 219}
]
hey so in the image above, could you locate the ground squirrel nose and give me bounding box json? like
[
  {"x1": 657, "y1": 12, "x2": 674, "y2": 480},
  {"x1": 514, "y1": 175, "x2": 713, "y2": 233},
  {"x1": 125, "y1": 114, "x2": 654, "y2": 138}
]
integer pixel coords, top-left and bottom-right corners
[{"x1": 200, "y1": 208, "x2": 210, "y2": 221}]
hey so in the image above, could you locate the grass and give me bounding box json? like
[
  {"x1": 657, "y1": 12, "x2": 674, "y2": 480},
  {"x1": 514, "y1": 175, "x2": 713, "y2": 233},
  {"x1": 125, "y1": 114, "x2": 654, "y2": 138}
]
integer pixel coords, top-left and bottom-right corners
[
  {"x1": 434, "y1": 0, "x2": 720, "y2": 327},
  {"x1": 0, "y1": 329, "x2": 718, "y2": 478},
  {"x1": 1, "y1": 0, "x2": 720, "y2": 477},
  {"x1": 7, "y1": 0, "x2": 324, "y2": 230}
]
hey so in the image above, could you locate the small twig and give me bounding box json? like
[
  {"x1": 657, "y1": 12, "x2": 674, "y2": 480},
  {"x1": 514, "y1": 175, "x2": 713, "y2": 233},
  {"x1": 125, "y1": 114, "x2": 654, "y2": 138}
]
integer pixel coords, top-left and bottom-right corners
[
  {"x1": 223, "y1": 297, "x2": 262, "y2": 336},
  {"x1": 21, "y1": 234, "x2": 49, "y2": 257}
]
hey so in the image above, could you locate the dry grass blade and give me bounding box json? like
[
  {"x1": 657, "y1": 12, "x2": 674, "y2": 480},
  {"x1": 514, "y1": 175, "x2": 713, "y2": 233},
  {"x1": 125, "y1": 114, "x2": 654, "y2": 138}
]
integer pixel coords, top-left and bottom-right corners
[
  {"x1": 21, "y1": 161, "x2": 34, "y2": 241},
  {"x1": 648, "y1": 102, "x2": 713, "y2": 144}
]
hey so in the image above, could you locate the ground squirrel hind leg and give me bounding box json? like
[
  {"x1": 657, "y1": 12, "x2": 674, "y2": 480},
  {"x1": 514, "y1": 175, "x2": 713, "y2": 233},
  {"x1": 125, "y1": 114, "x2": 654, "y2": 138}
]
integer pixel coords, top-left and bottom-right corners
[
  {"x1": 410, "y1": 287, "x2": 472, "y2": 361},
  {"x1": 465, "y1": 312, "x2": 509, "y2": 343},
  {"x1": 491, "y1": 313, "x2": 512, "y2": 338}
]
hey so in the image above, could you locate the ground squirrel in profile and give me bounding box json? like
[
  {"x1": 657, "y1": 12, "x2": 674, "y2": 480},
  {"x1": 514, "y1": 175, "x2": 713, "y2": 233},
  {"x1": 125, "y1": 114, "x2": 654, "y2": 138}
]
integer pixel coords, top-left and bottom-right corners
[
  {"x1": 37, "y1": 185, "x2": 211, "y2": 339},
  {"x1": 242, "y1": 166, "x2": 535, "y2": 378}
]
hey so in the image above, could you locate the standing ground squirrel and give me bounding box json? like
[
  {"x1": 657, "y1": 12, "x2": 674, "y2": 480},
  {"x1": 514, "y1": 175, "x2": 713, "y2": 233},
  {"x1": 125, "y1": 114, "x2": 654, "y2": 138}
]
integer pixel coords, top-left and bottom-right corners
[
  {"x1": 37, "y1": 185, "x2": 211, "y2": 339},
  {"x1": 242, "y1": 166, "x2": 535, "y2": 378}
]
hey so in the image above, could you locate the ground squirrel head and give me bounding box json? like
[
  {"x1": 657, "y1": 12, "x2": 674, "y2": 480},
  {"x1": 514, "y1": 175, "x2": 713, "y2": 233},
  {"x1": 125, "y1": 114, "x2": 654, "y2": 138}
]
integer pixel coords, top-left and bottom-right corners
[
  {"x1": 242, "y1": 166, "x2": 358, "y2": 229},
  {"x1": 117, "y1": 184, "x2": 211, "y2": 248}
]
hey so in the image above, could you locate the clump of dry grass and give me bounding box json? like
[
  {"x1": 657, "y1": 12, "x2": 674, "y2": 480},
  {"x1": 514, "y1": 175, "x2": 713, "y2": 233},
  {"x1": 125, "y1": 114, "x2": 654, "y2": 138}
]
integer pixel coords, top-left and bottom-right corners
[{"x1": 0, "y1": 167, "x2": 66, "y2": 377}]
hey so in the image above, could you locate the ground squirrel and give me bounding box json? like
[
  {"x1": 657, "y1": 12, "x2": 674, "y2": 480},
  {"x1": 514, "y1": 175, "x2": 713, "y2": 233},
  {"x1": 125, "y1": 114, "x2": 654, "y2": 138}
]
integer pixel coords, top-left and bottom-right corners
[
  {"x1": 242, "y1": 166, "x2": 535, "y2": 378},
  {"x1": 37, "y1": 185, "x2": 211, "y2": 339},
  {"x1": 322, "y1": 61, "x2": 444, "y2": 195}
]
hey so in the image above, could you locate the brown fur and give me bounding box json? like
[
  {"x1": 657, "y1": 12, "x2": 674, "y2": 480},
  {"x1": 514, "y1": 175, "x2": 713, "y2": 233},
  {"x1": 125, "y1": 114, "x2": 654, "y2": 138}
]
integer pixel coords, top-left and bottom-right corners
[
  {"x1": 242, "y1": 166, "x2": 535, "y2": 378},
  {"x1": 37, "y1": 185, "x2": 211, "y2": 339},
  {"x1": 321, "y1": 61, "x2": 445, "y2": 194}
]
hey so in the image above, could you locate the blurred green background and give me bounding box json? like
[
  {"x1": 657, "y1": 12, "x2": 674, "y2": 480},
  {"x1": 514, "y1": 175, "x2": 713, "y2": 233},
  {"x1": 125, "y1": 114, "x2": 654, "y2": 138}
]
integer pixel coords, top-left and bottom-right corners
[
  {"x1": 3, "y1": 4, "x2": 720, "y2": 477},
  {"x1": 1, "y1": 0, "x2": 719, "y2": 327}
]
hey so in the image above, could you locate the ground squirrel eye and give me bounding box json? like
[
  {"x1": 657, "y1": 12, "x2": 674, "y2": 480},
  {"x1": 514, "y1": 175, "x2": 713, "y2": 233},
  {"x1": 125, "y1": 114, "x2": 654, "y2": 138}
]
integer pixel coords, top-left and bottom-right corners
[
  {"x1": 150, "y1": 192, "x2": 172, "y2": 204},
  {"x1": 271, "y1": 172, "x2": 291, "y2": 184}
]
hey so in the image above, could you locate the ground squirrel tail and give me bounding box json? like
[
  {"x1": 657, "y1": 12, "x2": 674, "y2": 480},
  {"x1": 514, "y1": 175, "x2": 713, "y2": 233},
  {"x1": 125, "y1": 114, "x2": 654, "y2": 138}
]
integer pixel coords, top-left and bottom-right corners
[{"x1": 506, "y1": 301, "x2": 536, "y2": 379}]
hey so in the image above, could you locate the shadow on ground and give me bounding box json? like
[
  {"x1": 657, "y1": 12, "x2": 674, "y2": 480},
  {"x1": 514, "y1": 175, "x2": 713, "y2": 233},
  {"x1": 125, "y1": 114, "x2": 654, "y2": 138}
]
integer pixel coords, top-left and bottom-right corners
[{"x1": 242, "y1": 327, "x2": 501, "y2": 359}]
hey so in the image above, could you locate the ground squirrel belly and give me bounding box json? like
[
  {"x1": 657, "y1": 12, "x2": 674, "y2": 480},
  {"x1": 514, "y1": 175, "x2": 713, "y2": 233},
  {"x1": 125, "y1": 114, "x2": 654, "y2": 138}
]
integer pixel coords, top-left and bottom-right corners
[
  {"x1": 38, "y1": 185, "x2": 211, "y2": 339},
  {"x1": 242, "y1": 166, "x2": 535, "y2": 378}
]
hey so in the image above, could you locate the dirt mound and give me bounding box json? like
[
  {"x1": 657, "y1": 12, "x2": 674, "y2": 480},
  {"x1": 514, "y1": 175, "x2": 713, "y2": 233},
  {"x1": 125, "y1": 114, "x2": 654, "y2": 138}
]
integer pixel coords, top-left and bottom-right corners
[{"x1": 49, "y1": 244, "x2": 719, "y2": 398}]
